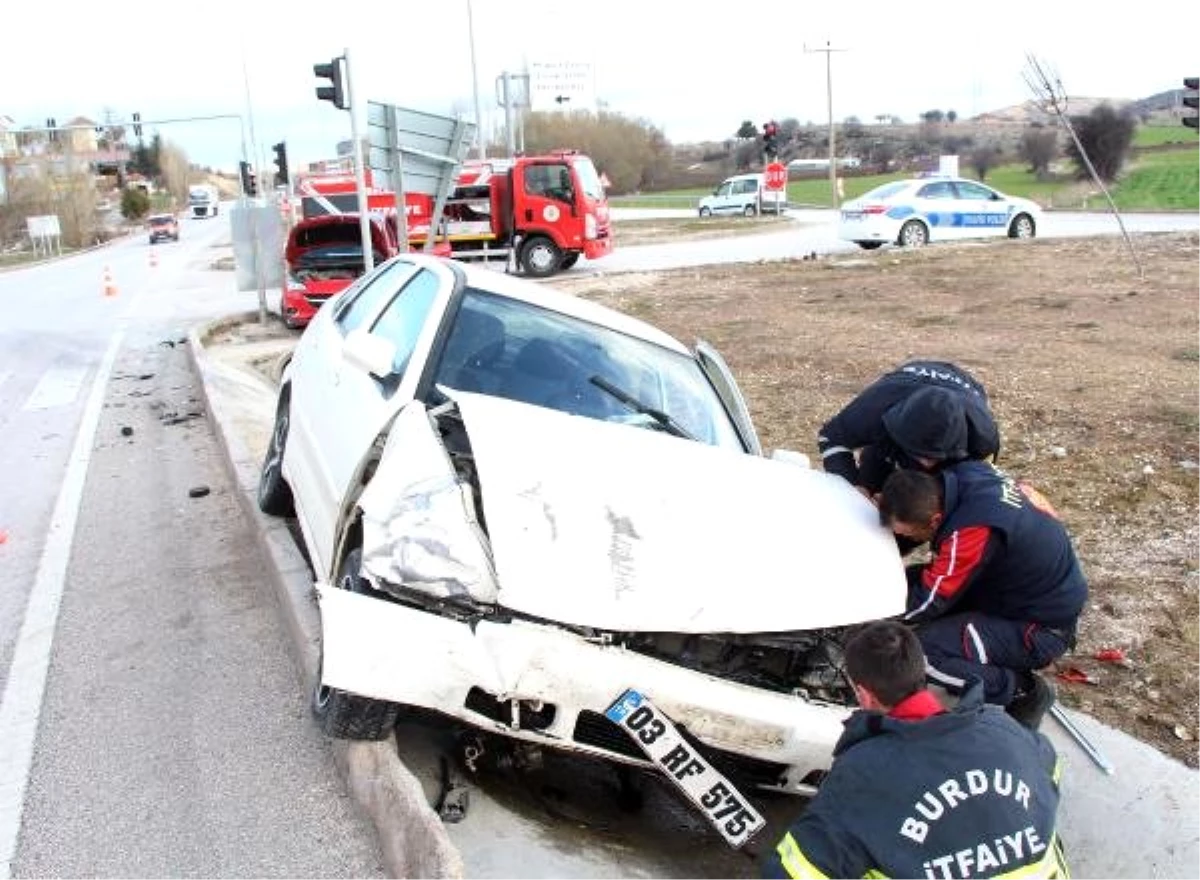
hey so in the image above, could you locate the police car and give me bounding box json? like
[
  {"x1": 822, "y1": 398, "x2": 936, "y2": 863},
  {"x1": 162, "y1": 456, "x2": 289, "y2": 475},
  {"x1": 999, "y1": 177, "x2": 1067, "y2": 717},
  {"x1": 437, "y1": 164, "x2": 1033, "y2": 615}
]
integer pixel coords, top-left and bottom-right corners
[{"x1": 838, "y1": 176, "x2": 1041, "y2": 250}]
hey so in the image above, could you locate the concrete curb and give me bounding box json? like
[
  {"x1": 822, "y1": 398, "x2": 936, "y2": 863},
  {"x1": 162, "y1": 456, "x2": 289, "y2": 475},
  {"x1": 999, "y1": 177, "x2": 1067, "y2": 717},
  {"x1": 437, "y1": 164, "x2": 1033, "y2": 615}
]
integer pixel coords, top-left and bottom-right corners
[{"x1": 188, "y1": 315, "x2": 465, "y2": 879}]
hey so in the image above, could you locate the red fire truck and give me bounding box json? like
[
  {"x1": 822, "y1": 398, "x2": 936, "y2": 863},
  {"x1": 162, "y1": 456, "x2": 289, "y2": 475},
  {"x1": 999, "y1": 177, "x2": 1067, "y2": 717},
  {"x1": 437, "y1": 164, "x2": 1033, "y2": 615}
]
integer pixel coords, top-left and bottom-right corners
[
  {"x1": 281, "y1": 151, "x2": 612, "y2": 328},
  {"x1": 411, "y1": 150, "x2": 613, "y2": 277}
]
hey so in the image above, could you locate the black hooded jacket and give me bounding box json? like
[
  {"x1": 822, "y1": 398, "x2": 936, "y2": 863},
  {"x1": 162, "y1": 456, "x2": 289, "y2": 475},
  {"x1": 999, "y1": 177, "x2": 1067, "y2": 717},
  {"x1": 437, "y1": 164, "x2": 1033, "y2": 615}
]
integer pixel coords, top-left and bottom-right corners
[
  {"x1": 818, "y1": 360, "x2": 1000, "y2": 492},
  {"x1": 763, "y1": 681, "x2": 1067, "y2": 879}
]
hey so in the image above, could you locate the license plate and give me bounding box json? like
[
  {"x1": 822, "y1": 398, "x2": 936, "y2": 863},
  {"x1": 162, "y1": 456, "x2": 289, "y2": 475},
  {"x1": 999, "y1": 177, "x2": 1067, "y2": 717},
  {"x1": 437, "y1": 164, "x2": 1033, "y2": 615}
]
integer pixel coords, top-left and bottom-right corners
[{"x1": 605, "y1": 688, "x2": 766, "y2": 848}]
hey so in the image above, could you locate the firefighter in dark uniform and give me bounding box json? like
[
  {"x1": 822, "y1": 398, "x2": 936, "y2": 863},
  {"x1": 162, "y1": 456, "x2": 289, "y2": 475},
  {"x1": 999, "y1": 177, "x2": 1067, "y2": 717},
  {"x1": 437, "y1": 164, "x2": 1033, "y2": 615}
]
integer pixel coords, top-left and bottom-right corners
[
  {"x1": 817, "y1": 360, "x2": 1000, "y2": 496},
  {"x1": 878, "y1": 461, "x2": 1089, "y2": 729},
  {"x1": 762, "y1": 621, "x2": 1069, "y2": 879}
]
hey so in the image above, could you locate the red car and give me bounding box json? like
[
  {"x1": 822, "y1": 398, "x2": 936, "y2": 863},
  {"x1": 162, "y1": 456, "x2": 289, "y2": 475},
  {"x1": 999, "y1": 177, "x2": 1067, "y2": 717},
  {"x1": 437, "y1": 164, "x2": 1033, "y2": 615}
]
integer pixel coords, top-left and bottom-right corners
[{"x1": 281, "y1": 214, "x2": 398, "y2": 329}]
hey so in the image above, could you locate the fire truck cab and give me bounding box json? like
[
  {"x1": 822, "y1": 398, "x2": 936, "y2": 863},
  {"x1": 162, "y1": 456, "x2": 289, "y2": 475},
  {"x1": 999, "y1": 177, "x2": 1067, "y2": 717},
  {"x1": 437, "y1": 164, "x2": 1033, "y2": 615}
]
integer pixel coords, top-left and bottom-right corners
[{"x1": 423, "y1": 150, "x2": 613, "y2": 277}]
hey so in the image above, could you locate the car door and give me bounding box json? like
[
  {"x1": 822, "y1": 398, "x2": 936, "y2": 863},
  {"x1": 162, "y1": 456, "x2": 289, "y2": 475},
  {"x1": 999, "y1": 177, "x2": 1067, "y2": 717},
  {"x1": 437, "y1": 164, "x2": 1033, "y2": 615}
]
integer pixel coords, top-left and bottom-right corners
[
  {"x1": 286, "y1": 258, "x2": 451, "y2": 578},
  {"x1": 913, "y1": 180, "x2": 960, "y2": 241},
  {"x1": 711, "y1": 180, "x2": 736, "y2": 215},
  {"x1": 953, "y1": 180, "x2": 1010, "y2": 239}
]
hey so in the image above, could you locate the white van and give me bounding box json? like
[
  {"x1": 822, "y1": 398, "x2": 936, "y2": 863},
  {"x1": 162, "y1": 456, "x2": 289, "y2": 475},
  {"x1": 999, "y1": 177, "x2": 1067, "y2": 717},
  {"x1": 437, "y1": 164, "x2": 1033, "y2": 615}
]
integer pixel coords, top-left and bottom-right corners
[{"x1": 697, "y1": 173, "x2": 785, "y2": 217}]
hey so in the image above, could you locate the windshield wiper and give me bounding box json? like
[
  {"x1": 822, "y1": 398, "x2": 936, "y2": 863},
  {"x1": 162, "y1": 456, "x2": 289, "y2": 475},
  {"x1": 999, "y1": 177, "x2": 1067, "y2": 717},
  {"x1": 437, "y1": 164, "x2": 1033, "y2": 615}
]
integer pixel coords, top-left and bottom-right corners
[{"x1": 589, "y1": 375, "x2": 695, "y2": 441}]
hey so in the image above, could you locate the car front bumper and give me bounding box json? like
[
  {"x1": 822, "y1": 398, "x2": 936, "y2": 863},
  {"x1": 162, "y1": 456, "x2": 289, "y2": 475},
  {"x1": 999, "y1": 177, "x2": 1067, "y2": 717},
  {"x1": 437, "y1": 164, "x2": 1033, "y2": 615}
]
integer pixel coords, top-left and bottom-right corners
[{"x1": 317, "y1": 583, "x2": 850, "y2": 793}]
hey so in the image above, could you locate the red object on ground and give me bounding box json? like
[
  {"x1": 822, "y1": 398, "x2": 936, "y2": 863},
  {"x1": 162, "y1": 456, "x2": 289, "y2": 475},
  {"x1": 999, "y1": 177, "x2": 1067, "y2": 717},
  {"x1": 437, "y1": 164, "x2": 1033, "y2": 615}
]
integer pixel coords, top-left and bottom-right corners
[
  {"x1": 1056, "y1": 666, "x2": 1098, "y2": 685},
  {"x1": 1095, "y1": 648, "x2": 1128, "y2": 663}
]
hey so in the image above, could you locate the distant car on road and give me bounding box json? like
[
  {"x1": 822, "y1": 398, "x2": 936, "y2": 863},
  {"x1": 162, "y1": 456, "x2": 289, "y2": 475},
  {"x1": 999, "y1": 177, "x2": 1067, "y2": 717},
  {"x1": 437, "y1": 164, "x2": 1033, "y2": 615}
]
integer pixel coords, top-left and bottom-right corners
[
  {"x1": 697, "y1": 173, "x2": 785, "y2": 217},
  {"x1": 147, "y1": 213, "x2": 179, "y2": 244},
  {"x1": 838, "y1": 176, "x2": 1040, "y2": 249},
  {"x1": 256, "y1": 252, "x2": 905, "y2": 828}
]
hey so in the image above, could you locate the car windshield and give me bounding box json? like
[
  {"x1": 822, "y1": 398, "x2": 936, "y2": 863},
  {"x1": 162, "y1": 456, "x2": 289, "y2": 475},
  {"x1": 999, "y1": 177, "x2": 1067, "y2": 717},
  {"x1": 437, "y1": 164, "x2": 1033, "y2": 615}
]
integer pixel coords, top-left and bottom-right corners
[
  {"x1": 432, "y1": 289, "x2": 747, "y2": 451},
  {"x1": 859, "y1": 181, "x2": 909, "y2": 201},
  {"x1": 149, "y1": 216, "x2": 173, "y2": 226}
]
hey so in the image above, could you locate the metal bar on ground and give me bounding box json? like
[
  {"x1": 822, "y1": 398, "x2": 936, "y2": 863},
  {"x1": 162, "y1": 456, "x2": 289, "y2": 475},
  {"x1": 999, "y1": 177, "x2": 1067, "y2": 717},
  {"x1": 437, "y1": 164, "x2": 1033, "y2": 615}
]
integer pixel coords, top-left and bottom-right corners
[{"x1": 1050, "y1": 704, "x2": 1114, "y2": 775}]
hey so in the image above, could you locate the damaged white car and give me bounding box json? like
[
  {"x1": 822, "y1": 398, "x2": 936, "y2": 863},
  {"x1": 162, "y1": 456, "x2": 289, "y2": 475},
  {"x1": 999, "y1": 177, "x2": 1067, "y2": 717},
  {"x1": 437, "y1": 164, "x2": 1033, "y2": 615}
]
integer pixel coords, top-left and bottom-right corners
[{"x1": 258, "y1": 252, "x2": 905, "y2": 835}]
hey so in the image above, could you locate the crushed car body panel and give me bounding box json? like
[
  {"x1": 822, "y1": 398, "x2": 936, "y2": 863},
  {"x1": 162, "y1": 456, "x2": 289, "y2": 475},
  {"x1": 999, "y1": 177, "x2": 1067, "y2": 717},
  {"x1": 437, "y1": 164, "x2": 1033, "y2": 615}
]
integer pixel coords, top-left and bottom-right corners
[
  {"x1": 443, "y1": 390, "x2": 905, "y2": 632},
  {"x1": 358, "y1": 402, "x2": 498, "y2": 603}
]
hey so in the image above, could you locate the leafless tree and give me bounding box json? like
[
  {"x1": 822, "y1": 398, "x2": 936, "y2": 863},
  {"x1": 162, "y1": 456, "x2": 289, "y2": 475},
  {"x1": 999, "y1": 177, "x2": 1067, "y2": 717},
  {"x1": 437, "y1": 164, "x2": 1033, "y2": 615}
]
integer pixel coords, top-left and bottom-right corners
[{"x1": 1023, "y1": 54, "x2": 1142, "y2": 277}]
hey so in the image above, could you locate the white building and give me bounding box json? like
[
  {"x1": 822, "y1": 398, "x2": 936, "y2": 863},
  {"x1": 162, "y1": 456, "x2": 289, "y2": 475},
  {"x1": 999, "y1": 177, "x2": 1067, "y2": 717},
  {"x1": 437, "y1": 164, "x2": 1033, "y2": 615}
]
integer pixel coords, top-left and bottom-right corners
[{"x1": 528, "y1": 60, "x2": 597, "y2": 113}]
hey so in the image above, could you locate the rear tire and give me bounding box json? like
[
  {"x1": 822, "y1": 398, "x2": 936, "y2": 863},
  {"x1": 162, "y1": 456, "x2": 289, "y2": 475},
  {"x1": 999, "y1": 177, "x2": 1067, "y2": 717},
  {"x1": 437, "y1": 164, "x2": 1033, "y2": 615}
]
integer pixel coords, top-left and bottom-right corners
[
  {"x1": 856, "y1": 241, "x2": 884, "y2": 250},
  {"x1": 699, "y1": 207, "x2": 712, "y2": 218},
  {"x1": 742, "y1": 204, "x2": 757, "y2": 217},
  {"x1": 313, "y1": 548, "x2": 402, "y2": 740},
  {"x1": 258, "y1": 392, "x2": 294, "y2": 516},
  {"x1": 898, "y1": 220, "x2": 929, "y2": 247}
]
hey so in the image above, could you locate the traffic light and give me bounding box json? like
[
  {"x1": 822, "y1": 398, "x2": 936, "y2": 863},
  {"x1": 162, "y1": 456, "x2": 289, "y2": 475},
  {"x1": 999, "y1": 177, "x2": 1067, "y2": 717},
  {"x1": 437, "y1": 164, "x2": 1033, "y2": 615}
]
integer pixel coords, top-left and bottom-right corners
[
  {"x1": 762, "y1": 120, "x2": 780, "y2": 160},
  {"x1": 133, "y1": 112, "x2": 142, "y2": 138},
  {"x1": 239, "y1": 160, "x2": 257, "y2": 197},
  {"x1": 314, "y1": 56, "x2": 348, "y2": 110},
  {"x1": 272, "y1": 141, "x2": 289, "y2": 186},
  {"x1": 1184, "y1": 78, "x2": 1199, "y2": 130}
]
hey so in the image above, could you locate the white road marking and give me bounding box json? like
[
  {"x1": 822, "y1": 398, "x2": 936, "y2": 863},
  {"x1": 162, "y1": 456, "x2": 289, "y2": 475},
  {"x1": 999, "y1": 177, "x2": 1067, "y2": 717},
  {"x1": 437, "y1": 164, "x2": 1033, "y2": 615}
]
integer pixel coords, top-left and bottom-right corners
[
  {"x1": 21, "y1": 367, "x2": 89, "y2": 411},
  {"x1": 0, "y1": 330, "x2": 124, "y2": 878}
]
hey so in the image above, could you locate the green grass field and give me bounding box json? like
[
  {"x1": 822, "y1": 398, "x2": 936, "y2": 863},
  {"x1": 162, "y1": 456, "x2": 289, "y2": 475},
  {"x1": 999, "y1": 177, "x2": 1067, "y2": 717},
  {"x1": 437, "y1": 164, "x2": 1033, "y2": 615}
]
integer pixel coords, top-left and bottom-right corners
[{"x1": 616, "y1": 140, "x2": 1199, "y2": 212}]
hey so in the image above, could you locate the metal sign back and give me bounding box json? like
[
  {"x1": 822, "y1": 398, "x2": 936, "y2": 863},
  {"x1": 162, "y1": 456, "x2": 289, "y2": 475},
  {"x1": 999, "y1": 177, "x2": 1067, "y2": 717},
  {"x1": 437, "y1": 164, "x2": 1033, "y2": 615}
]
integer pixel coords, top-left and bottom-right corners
[{"x1": 366, "y1": 102, "x2": 476, "y2": 197}]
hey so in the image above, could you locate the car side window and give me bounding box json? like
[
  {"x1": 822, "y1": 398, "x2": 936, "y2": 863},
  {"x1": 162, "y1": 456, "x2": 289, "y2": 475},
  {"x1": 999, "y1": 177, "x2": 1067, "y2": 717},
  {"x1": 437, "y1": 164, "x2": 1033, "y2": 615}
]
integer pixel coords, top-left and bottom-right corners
[
  {"x1": 370, "y1": 269, "x2": 442, "y2": 374},
  {"x1": 919, "y1": 182, "x2": 954, "y2": 200},
  {"x1": 955, "y1": 181, "x2": 994, "y2": 200},
  {"x1": 334, "y1": 259, "x2": 418, "y2": 336}
]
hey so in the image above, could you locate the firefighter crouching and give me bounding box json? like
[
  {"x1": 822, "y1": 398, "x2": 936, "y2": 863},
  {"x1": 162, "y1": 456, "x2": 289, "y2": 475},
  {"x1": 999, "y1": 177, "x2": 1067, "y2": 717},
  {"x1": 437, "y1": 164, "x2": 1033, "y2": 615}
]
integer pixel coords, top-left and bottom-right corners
[{"x1": 761, "y1": 621, "x2": 1069, "y2": 879}]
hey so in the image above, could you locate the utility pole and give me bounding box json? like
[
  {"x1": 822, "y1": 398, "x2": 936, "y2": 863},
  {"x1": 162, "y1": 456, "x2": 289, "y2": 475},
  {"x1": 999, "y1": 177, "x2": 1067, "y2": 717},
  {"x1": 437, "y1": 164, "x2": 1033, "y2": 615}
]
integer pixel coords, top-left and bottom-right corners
[
  {"x1": 499, "y1": 72, "x2": 516, "y2": 158},
  {"x1": 466, "y1": 0, "x2": 486, "y2": 159},
  {"x1": 805, "y1": 41, "x2": 846, "y2": 209}
]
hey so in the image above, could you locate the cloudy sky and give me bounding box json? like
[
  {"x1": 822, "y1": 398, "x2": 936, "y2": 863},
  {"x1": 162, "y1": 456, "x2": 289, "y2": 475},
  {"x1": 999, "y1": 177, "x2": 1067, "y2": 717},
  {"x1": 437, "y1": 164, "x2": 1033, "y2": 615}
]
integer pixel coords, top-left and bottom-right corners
[{"x1": 4, "y1": 0, "x2": 1196, "y2": 172}]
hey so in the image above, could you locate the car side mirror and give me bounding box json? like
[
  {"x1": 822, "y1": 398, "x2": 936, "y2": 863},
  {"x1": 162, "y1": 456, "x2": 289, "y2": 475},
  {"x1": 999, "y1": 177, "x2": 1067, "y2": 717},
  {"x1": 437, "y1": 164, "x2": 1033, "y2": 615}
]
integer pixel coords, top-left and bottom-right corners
[
  {"x1": 343, "y1": 329, "x2": 397, "y2": 379},
  {"x1": 771, "y1": 449, "x2": 811, "y2": 468}
]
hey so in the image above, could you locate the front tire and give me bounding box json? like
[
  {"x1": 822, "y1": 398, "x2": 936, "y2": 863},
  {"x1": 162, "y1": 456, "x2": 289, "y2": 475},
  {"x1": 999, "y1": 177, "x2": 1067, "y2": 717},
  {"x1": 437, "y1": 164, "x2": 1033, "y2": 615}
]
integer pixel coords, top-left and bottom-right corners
[
  {"x1": 518, "y1": 236, "x2": 562, "y2": 278},
  {"x1": 313, "y1": 548, "x2": 402, "y2": 740},
  {"x1": 743, "y1": 204, "x2": 757, "y2": 217},
  {"x1": 898, "y1": 220, "x2": 929, "y2": 247},
  {"x1": 258, "y1": 392, "x2": 294, "y2": 516},
  {"x1": 699, "y1": 207, "x2": 712, "y2": 218},
  {"x1": 1008, "y1": 213, "x2": 1036, "y2": 239},
  {"x1": 856, "y1": 241, "x2": 884, "y2": 250},
  {"x1": 559, "y1": 252, "x2": 579, "y2": 270}
]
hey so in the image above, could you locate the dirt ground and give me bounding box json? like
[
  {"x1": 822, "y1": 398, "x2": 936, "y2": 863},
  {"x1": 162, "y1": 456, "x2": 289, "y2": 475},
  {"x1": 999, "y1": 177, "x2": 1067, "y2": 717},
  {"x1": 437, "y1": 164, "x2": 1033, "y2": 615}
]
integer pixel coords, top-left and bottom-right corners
[{"x1": 551, "y1": 228, "x2": 1200, "y2": 769}]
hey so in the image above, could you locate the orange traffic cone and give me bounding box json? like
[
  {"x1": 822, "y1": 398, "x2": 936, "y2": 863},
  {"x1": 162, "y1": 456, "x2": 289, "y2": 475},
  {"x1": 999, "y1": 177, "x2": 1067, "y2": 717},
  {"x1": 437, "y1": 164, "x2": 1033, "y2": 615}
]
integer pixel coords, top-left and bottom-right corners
[{"x1": 102, "y1": 266, "x2": 118, "y2": 297}]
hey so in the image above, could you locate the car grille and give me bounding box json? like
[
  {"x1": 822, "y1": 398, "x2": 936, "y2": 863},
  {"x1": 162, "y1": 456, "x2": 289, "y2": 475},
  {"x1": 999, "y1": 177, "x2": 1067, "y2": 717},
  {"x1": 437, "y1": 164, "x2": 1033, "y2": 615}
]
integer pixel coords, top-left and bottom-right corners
[{"x1": 572, "y1": 710, "x2": 788, "y2": 789}]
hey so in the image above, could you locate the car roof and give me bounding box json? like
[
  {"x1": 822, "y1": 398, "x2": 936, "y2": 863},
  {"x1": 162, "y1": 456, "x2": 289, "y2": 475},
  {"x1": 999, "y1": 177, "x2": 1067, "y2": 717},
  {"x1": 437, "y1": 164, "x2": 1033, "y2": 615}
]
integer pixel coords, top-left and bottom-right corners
[
  {"x1": 402, "y1": 253, "x2": 691, "y2": 356},
  {"x1": 148, "y1": 214, "x2": 175, "y2": 221}
]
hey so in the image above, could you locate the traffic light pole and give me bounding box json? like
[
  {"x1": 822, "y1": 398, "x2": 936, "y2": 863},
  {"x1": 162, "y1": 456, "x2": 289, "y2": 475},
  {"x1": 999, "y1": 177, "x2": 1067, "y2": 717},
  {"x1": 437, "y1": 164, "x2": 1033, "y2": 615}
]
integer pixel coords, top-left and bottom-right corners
[{"x1": 344, "y1": 48, "x2": 375, "y2": 272}]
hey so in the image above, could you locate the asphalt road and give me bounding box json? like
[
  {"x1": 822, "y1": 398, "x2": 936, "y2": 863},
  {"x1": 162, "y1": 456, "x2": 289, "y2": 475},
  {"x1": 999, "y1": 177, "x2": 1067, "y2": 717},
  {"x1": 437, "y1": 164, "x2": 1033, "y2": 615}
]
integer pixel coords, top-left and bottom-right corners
[
  {"x1": 0, "y1": 217, "x2": 386, "y2": 877},
  {"x1": 590, "y1": 206, "x2": 1200, "y2": 273}
]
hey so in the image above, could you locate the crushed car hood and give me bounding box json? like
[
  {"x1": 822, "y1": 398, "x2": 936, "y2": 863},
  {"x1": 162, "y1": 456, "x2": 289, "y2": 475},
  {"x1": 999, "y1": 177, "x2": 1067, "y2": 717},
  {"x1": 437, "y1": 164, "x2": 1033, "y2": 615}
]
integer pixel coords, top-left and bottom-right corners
[{"x1": 360, "y1": 391, "x2": 905, "y2": 633}]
